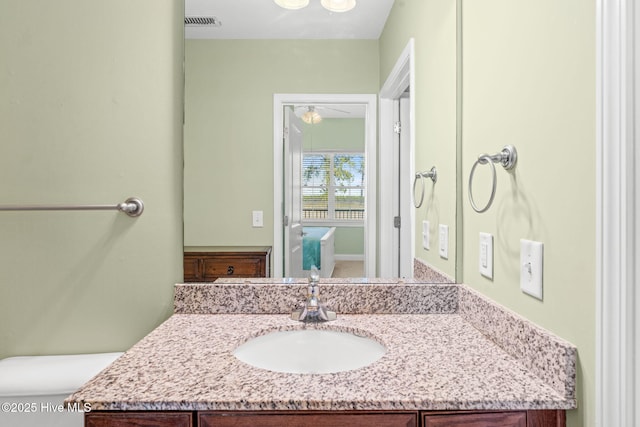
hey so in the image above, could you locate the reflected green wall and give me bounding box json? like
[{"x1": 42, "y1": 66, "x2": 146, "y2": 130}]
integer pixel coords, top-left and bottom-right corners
[
  {"x1": 302, "y1": 118, "x2": 365, "y2": 151},
  {"x1": 379, "y1": 0, "x2": 458, "y2": 279},
  {"x1": 183, "y1": 40, "x2": 378, "y2": 247},
  {"x1": 0, "y1": 0, "x2": 184, "y2": 358}
]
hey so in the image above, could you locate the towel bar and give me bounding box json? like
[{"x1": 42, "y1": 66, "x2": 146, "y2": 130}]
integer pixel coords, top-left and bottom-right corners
[{"x1": 0, "y1": 197, "x2": 144, "y2": 217}]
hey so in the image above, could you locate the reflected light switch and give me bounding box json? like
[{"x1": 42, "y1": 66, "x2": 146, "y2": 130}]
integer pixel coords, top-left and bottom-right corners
[
  {"x1": 439, "y1": 224, "x2": 448, "y2": 259},
  {"x1": 252, "y1": 211, "x2": 264, "y2": 227}
]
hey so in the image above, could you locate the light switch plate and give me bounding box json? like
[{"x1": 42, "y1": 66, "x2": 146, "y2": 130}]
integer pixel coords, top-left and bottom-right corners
[
  {"x1": 520, "y1": 239, "x2": 543, "y2": 300},
  {"x1": 422, "y1": 221, "x2": 430, "y2": 250},
  {"x1": 252, "y1": 210, "x2": 264, "y2": 227},
  {"x1": 479, "y1": 232, "x2": 493, "y2": 279},
  {"x1": 439, "y1": 224, "x2": 449, "y2": 259}
]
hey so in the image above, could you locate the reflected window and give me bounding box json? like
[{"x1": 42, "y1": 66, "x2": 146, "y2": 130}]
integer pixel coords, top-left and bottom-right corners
[{"x1": 302, "y1": 152, "x2": 365, "y2": 221}]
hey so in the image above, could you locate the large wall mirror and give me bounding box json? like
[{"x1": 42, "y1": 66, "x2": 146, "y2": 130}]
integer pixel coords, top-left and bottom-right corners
[{"x1": 183, "y1": 0, "x2": 461, "y2": 283}]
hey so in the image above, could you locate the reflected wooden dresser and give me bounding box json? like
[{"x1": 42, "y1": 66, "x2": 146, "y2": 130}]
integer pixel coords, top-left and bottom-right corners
[{"x1": 183, "y1": 247, "x2": 271, "y2": 282}]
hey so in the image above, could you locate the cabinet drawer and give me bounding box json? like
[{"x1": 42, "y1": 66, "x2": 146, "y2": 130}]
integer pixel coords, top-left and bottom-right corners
[
  {"x1": 423, "y1": 411, "x2": 526, "y2": 427},
  {"x1": 203, "y1": 257, "x2": 263, "y2": 278},
  {"x1": 86, "y1": 411, "x2": 192, "y2": 427},
  {"x1": 183, "y1": 248, "x2": 271, "y2": 282},
  {"x1": 199, "y1": 412, "x2": 418, "y2": 427}
]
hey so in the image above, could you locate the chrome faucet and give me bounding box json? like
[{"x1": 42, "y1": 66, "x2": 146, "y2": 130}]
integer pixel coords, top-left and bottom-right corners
[{"x1": 291, "y1": 266, "x2": 336, "y2": 322}]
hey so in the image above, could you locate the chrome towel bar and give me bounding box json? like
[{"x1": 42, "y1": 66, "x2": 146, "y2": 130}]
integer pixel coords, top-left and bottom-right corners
[{"x1": 0, "y1": 197, "x2": 144, "y2": 217}]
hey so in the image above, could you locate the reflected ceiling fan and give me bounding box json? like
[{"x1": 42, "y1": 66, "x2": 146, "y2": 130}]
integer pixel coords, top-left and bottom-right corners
[{"x1": 294, "y1": 105, "x2": 351, "y2": 124}]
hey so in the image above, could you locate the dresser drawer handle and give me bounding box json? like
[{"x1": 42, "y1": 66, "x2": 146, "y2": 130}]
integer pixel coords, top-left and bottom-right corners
[{"x1": 227, "y1": 265, "x2": 235, "y2": 275}]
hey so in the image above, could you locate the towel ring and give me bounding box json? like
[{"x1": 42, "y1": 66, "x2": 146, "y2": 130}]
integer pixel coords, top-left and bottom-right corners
[
  {"x1": 468, "y1": 145, "x2": 517, "y2": 213},
  {"x1": 413, "y1": 167, "x2": 438, "y2": 208}
]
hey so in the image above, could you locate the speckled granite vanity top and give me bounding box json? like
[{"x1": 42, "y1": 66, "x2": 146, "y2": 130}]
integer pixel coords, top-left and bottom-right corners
[{"x1": 67, "y1": 281, "x2": 576, "y2": 412}]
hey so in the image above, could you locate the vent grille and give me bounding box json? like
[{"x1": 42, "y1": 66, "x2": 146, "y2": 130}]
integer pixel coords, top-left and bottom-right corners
[{"x1": 184, "y1": 16, "x2": 221, "y2": 27}]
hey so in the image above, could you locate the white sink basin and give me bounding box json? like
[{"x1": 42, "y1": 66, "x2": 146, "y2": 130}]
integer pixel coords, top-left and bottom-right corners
[{"x1": 233, "y1": 329, "x2": 386, "y2": 374}]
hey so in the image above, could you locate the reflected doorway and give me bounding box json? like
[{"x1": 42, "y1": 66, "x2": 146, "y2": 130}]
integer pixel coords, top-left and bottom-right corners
[
  {"x1": 273, "y1": 94, "x2": 377, "y2": 278},
  {"x1": 379, "y1": 39, "x2": 415, "y2": 278}
]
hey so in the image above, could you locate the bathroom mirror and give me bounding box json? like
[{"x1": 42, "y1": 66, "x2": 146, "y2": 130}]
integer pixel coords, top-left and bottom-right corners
[{"x1": 183, "y1": 0, "x2": 461, "y2": 283}]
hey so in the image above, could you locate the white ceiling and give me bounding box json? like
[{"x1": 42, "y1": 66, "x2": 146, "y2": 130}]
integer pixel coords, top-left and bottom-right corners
[{"x1": 185, "y1": 0, "x2": 395, "y2": 40}]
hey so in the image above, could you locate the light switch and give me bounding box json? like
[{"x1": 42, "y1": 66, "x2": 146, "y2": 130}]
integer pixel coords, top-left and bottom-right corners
[
  {"x1": 422, "y1": 221, "x2": 430, "y2": 250},
  {"x1": 520, "y1": 239, "x2": 543, "y2": 300},
  {"x1": 252, "y1": 210, "x2": 264, "y2": 227},
  {"x1": 439, "y1": 224, "x2": 448, "y2": 259},
  {"x1": 479, "y1": 232, "x2": 493, "y2": 279}
]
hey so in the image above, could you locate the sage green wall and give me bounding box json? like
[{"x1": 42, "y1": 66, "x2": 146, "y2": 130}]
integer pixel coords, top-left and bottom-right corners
[
  {"x1": 0, "y1": 0, "x2": 184, "y2": 359},
  {"x1": 184, "y1": 40, "x2": 378, "y2": 247},
  {"x1": 379, "y1": 0, "x2": 458, "y2": 279},
  {"x1": 381, "y1": 1, "x2": 595, "y2": 425},
  {"x1": 461, "y1": 1, "x2": 595, "y2": 426}
]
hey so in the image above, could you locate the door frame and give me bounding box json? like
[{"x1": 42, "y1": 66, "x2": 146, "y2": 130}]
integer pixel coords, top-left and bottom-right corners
[
  {"x1": 596, "y1": 0, "x2": 639, "y2": 424},
  {"x1": 273, "y1": 93, "x2": 377, "y2": 278},
  {"x1": 379, "y1": 39, "x2": 415, "y2": 278}
]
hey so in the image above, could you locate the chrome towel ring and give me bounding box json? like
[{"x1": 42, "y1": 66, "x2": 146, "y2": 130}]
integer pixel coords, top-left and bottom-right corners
[
  {"x1": 468, "y1": 145, "x2": 517, "y2": 213},
  {"x1": 413, "y1": 166, "x2": 438, "y2": 208}
]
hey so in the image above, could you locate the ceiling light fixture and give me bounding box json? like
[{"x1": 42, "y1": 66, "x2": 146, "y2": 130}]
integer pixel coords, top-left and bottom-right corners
[
  {"x1": 321, "y1": 0, "x2": 357, "y2": 13},
  {"x1": 301, "y1": 106, "x2": 322, "y2": 124},
  {"x1": 274, "y1": 0, "x2": 310, "y2": 10}
]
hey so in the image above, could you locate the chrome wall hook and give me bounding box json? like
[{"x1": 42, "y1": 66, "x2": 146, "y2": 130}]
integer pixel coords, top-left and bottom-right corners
[
  {"x1": 468, "y1": 145, "x2": 517, "y2": 213},
  {"x1": 413, "y1": 166, "x2": 438, "y2": 208}
]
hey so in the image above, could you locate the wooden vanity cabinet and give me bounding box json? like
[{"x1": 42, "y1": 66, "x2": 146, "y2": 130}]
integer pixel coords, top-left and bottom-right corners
[
  {"x1": 85, "y1": 409, "x2": 564, "y2": 426},
  {"x1": 85, "y1": 411, "x2": 192, "y2": 427},
  {"x1": 183, "y1": 247, "x2": 271, "y2": 282}
]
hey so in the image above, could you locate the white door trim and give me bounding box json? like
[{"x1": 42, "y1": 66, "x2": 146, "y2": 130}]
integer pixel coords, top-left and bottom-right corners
[
  {"x1": 273, "y1": 93, "x2": 377, "y2": 278},
  {"x1": 596, "y1": 0, "x2": 638, "y2": 424},
  {"x1": 379, "y1": 39, "x2": 415, "y2": 278}
]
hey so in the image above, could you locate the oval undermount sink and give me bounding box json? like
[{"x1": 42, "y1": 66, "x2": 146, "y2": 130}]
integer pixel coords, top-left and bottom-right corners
[{"x1": 232, "y1": 329, "x2": 386, "y2": 374}]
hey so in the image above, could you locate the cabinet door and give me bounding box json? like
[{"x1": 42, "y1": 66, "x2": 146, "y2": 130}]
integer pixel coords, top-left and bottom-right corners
[
  {"x1": 200, "y1": 412, "x2": 417, "y2": 427},
  {"x1": 423, "y1": 411, "x2": 526, "y2": 427},
  {"x1": 86, "y1": 411, "x2": 192, "y2": 427}
]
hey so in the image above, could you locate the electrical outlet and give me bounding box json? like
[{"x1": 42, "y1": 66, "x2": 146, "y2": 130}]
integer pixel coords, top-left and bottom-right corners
[
  {"x1": 439, "y1": 224, "x2": 449, "y2": 259},
  {"x1": 520, "y1": 239, "x2": 543, "y2": 300},
  {"x1": 252, "y1": 210, "x2": 263, "y2": 227},
  {"x1": 422, "y1": 221, "x2": 430, "y2": 250},
  {"x1": 479, "y1": 232, "x2": 493, "y2": 279}
]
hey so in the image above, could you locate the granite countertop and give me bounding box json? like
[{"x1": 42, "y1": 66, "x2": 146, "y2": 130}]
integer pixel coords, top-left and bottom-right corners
[{"x1": 67, "y1": 291, "x2": 576, "y2": 412}]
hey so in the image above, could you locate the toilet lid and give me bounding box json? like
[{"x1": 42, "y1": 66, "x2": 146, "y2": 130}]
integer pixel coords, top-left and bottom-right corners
[{"x1": 0, "y1": 352, "x2": 122, "y2": 396}]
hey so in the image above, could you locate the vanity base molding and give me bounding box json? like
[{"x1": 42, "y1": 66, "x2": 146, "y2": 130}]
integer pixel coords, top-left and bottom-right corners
[{"x1": 85, "y1": 409, "x2": 565, "y2": 427}]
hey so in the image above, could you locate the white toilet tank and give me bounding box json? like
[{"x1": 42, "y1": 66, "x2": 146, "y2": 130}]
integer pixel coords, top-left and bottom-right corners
[{"x1": 0, "y1": 352, "x2": 122, "y2": 427}]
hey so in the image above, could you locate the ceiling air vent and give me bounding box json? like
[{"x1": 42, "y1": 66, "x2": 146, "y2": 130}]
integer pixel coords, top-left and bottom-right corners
[{"x1": 184, "y1": 16, "x2": 221, "y2": 27}]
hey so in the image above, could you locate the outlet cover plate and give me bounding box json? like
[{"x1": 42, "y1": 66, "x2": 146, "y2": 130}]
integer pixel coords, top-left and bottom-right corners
[
  {"x1": 479, "y1": 232, "x2": 493, "y2": 279},
  {"x1": 520, "y1": 239, "x2": 543, "y2": 300}
]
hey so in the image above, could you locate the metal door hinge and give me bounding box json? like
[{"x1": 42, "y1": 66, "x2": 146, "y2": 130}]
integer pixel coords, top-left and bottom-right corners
[
  {"x1": 393, "y1": 121, "x2": 402, "y2": 134},
  {"x1": 283, "y1": 215, "x2": 289, "y2": 226},
  {"x1": 394, "y1": 216, "x2": 401, "y2": 228}
]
